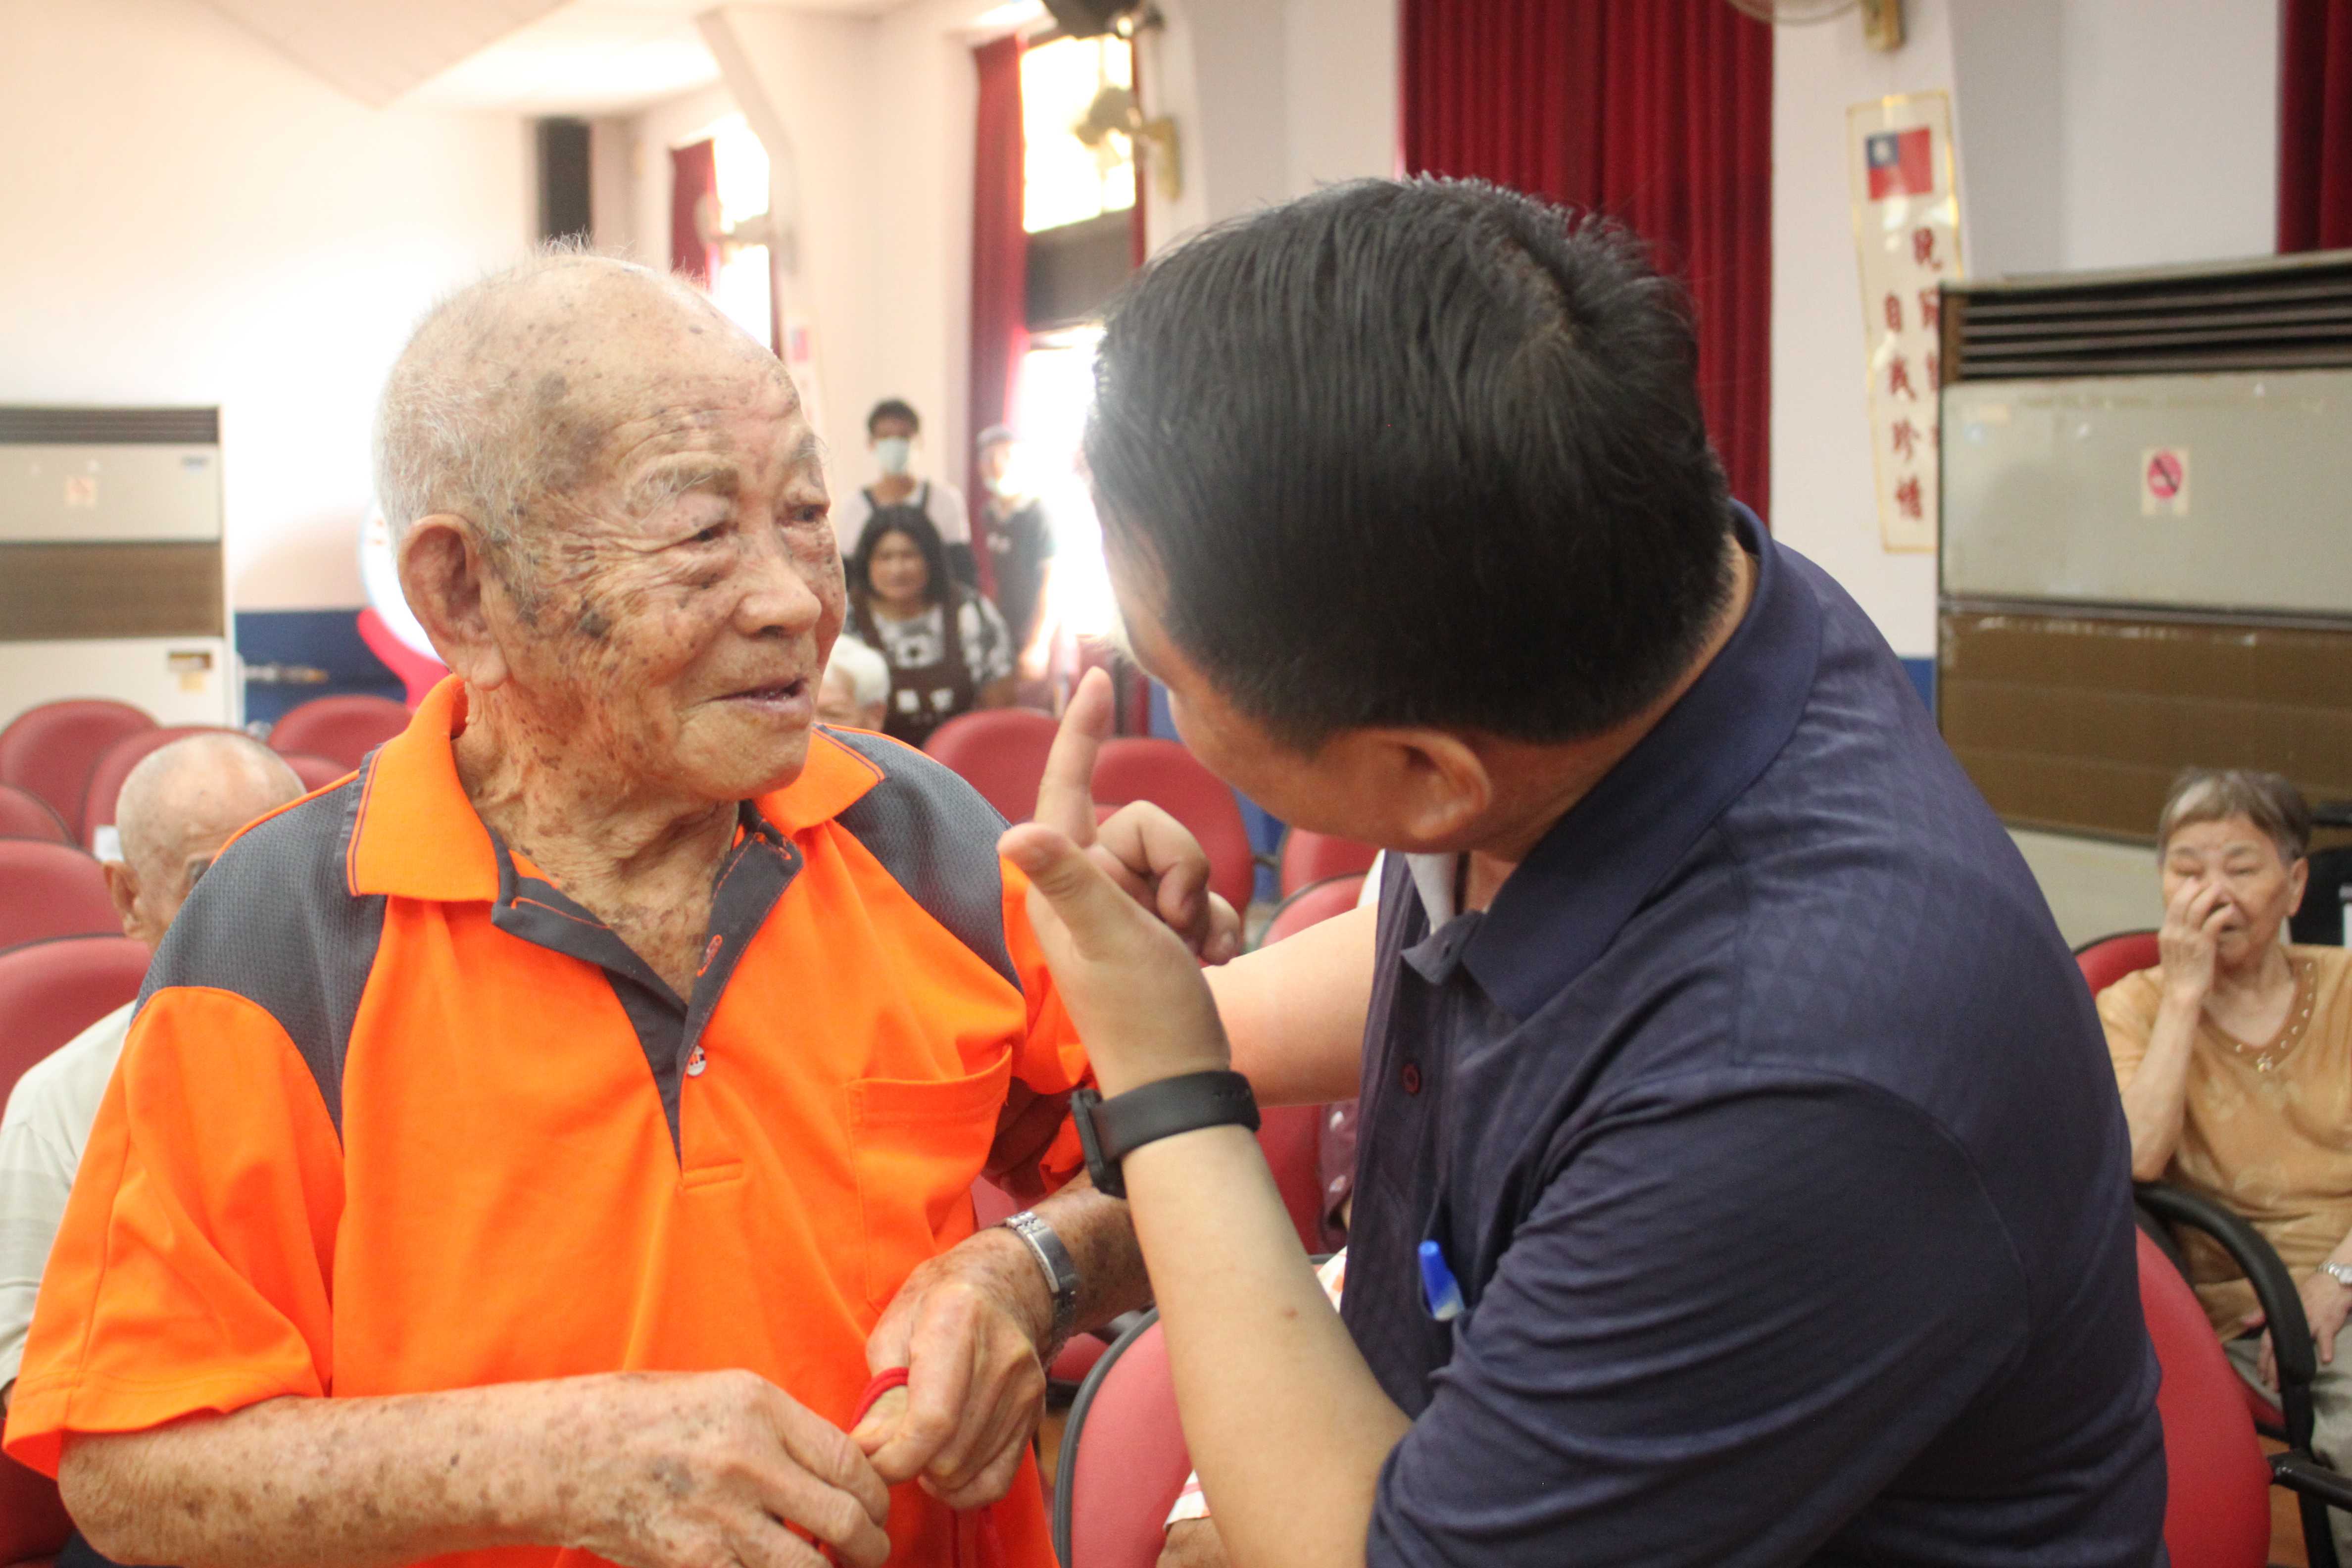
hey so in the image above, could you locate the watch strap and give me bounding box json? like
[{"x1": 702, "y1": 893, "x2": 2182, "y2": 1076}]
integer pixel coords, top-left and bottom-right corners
[
  {"x1": 999, "y1": 1209, "x2": 1079, "y2": 1352},
  {"x1": 1076, "y1": 1071, "x2": 1260, "y2": 1199}
]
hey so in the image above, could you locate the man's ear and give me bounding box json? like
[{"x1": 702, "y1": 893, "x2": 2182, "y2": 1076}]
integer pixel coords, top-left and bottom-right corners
[
  {"x1": 1316, "y1": 727, "x2": 1493, "y2": 852},
  {"x1": 101, "y1": 859, "x2": 141, "y2": 937},
  {"x1": 398, "y1": 516, "x2": 511, "y2": 691}
]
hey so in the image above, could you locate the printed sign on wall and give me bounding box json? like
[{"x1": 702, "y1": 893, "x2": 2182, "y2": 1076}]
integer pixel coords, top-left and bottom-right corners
[{"x1": 1847, "y1": 92, "x2": 1963, "y2": 554}]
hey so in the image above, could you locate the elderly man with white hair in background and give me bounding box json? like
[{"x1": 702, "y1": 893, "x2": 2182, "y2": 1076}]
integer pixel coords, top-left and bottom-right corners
[
  {"x1": 3, "y1": 254, "x2": 1229, "y2": 1568},
  {"x1": 0, "y1": 733, "x2": 304, "y2": 1418}
]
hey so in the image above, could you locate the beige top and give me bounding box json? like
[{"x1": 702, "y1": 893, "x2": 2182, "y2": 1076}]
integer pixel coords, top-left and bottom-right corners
[{"x1": 2102, "y1": 946, "x2": 2352, "y2": 1333}]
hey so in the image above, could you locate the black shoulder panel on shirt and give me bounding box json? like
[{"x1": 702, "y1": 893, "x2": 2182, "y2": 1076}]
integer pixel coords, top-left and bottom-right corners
[
  {"x1": 824, "y1": 728, "x2": 1021, "y2": 992},
  {"x1": 138, "y1": 761, "x2": 386, "y2": 1139}
]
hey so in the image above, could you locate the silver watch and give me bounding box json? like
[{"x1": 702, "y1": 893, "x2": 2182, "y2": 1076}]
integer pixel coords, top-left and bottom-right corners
[
  {"x1": 2323, "y1": 1262, "x2": 2352, "y2": 1290},
  {"x1": 999, "y1": 1209, "x2": 1080, "y2": 1352}
]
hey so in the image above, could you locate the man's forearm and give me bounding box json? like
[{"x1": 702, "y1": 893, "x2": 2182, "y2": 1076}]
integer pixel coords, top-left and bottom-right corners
[
  {"x1": 64, "y1": 1380, "x2": 585, "y2": 1568},
  {"x1": 1033, "y1": 1173, "x2": 1153, "y2": 1336}
]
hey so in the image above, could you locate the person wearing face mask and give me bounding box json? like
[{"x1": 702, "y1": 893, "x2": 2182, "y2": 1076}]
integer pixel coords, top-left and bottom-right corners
[
  {"x1": 2103, "y1": 767, "x2": 2352, "y2": 1551},
  {"x1": 840, "y1": 398, "x2": 977, "y2": 590}
]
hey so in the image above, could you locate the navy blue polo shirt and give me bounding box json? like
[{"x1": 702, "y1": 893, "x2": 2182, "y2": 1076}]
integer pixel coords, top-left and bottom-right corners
[{"x1": 1343, "y1": 508, "x2": 2165, "y2": 1566}]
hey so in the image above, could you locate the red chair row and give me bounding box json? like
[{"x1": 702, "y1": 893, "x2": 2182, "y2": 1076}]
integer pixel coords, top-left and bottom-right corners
[
  {"x1": 0, "y1": 842, "x2": 117, "y2": 953},
  {"x1": 926, "y1": 711, "x2": 1259, "y2": 914},
  {"x1": 0, "y1": 695, "x2": 405, "y2": 850}
]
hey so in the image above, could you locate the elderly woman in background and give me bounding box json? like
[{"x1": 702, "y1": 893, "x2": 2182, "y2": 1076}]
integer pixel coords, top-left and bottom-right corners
[{"x1": 2105, "y1": 767, "x2": 2352, "y2": 1536}]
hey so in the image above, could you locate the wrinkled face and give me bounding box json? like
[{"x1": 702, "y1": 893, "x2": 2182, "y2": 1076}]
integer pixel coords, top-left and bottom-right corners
[
  {"x1": 864, "y1": 531, "x2": 931, "y2": 607},
  {"x1": 2162, "y1": 815, "x2": 2307, "y2": 965},
  {"x1": 492, "y1": 350, "x2": 843, "y2": 805}
]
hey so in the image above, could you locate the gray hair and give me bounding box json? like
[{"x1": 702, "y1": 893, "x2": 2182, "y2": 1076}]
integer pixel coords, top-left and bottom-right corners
[
  {"x1": 114, "y1": 733, "x2": 303, "y2": 878},
  {"x1": 2156, "y1": 767, "x2": 2313, "y2": 864},
  {"x1": 825, "y1": 636, "x2": 892, "y2": 710},
  {"x1": 370, "y1": 245, "x2": 715, "y2": 612}
]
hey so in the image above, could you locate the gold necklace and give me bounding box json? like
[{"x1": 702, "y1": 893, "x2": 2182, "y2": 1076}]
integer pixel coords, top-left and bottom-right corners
[{"x1": 2209, "y1": 957, "x2": 2318, "y2": 1074}]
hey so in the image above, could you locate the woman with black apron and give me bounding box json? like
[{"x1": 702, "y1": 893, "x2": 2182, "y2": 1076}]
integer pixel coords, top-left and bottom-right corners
[{"x1": 845, "y1": 505, "x2": 1018, "y2": 747}]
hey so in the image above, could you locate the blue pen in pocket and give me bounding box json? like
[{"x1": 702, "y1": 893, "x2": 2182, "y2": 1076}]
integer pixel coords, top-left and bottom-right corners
[{"x1": 1419, "y1": 1239, "x2": 1464, "y2": 1322}]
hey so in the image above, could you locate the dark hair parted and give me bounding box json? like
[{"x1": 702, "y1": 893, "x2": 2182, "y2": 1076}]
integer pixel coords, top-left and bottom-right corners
[
  {"x1": 852, "y1": 504, "x2": 953, "y2": 612},
  {"x1": 867, "y1": 398, "x2": 920, "y2": 435},
  {"x1": 1084, "y1": 177, "x2": 1735, "y2": 749}
]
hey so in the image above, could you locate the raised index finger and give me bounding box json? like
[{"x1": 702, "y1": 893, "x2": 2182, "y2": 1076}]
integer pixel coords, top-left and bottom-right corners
[{"x1": 1031, "y1": 667, "x2": 1114, "y2": 845}]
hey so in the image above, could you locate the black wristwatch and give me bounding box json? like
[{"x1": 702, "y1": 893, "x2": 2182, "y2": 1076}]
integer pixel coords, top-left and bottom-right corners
[{"x1": 1072, "y1": 1071, "x2": 1260, "y2": 1200}]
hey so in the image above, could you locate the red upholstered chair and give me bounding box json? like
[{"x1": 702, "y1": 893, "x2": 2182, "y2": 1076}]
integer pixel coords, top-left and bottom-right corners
[
  {"x1": 0, "y1": 1443, "x2": 74, "y2": 1568},
  {"x1": 2076, "y1": 930, "x2": 2160, "y2": 996},
  {"x1": 0, "y1": 933, "x2": 149, "y2": 1107},
  {"x1": 278, "y1": 752, "x2": 353, "y2": 793},
  {"x1": 269, "y1": 694, "x2": 411, "y2": 771},
  {"x1": 1276, "y1": 829, "x2": 1379, "y2": 898},
  {"x1": 0, "y1": 698, "x2": 153, "y2": 832},
  {"x1": 1054, "y1": 1312, "x2": 1188, "y2": 1568},
  {"x1": 1089, "y1": 739, "x2": 1255, "y2": 914},
  {"x1": 0, "y1": 843, "x2": 118, "y2": 953},
  {"x1": 1257, "y1": 875, "x2": 1367, "y2": 951},
  {"x1": 0, "y1": 784, "x2": 72, "y2": 845},
  {"x1": 924, "y1": 708, "x2": 1062, "y2": 824},
  {"x1": 2135, "y1": 1227, "x2": 2274, "y2": 1568},
  {"x1": 357, "y1": 605, "x2": 449, "y2": 709},
  {"x1": 77, "y1": 726, "x2": 238, "y2": 847}
]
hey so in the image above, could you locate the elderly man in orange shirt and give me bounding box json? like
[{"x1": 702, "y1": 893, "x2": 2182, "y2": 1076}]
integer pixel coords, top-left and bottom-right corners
[{"x1": 3, "y1": 254, "x2": 1233, "y2": 1568}]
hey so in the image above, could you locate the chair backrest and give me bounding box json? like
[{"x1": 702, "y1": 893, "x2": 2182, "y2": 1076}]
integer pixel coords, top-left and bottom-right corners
[
  {"x1": 1277, "y1": 829, "x2": 1380, "y2": 898},
  {"x1": 0, "y1": 784, "x2": 73, "y2": 845},
  {"x1": 278, "y1": 752, "x2": 354, "y2": 793},
  {"x1": 2076, "y1": 930, "x2": 2161, "y2": 997},
  {"x1": 2134, "y1": 1229, "x2": 2273, "y2": 1568},
  {"x1": 1055, "y1": 1312, "x2": 1189, "y2": 1568},
  {"x1": 356, "y1": 605, "x2": 450, "y2": 709},
  {"x1": 268, "y1": 694, "x2": 411, "y2": 770},
  {"x1": 0, "y1": 843, "x2": 119, "y2": 954},
  {"x1": 923, "y1": 708, "x2": 1062, "y2": 824},
  {"x1": 1259, "y1": 875, "x2": 1367, "y2": 950},
  {"x1": 0, "y1": 933, "x2": 149, "y2": 1107},
  {"x1": 78, "y1": 725, "x2": 239, "y2": 846},
  {"x1": 2292, "y1": 845, "x2": 2352, "y2": 945},
  {"x1": 1090, "y1": 739, "x2": 1255, "y2": 913},
  {"x1": 0, "y1": 1443, "x2": 74, "y2": 1566},
  {"x1": 0, "y1": 698, "x2": 154, "y2": 831}
]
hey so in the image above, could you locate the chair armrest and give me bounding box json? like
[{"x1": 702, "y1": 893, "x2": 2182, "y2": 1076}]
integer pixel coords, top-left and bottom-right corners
[
  {"x1": 2276, "y1": 1451, "x2": 2352, "y2": 1513},
  {"x1": 2136, "y1": 1180, "x2": 2321, "y2": 1448}
]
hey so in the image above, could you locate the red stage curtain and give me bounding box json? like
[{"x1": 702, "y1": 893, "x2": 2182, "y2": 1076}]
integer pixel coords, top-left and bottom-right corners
[
  {"x1": 968, "y1": 35, "x2": 1029, "y2": 601},
  {"x1": 2281, "y1": 0, "x2": 2352, "y2": 252},
  {"x1": 670, "y1": 140, "x2": 720, "y2": 286},
  {"x1": 1403, "y1": 0, "x2": 1773, "y2": 523}
]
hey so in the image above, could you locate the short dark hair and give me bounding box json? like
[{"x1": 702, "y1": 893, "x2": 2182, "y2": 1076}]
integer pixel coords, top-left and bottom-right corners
[
  {"x1": 852, "y1": 504, "x2": 953, "y2": 611},
  {"x1": 1084, "y1": 177, "x2": 1734, "y2": 749},
  {"x1": 868, "y1": 398, "x2": 920, "y2": 435}
]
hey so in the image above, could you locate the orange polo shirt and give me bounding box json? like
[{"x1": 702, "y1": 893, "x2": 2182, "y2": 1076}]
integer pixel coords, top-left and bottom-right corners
[{"x1": 4, "y1": 679, "x2": 1088, "y2": 1568}]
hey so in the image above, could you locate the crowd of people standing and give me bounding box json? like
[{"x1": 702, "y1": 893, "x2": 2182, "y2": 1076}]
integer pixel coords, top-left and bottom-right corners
[{"x1": 837, "y1": 399, "x2": 1066, "y2": 745}]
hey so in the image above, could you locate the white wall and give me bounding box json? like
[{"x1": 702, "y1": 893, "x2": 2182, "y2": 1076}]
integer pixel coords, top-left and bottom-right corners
[
  {"x1": 0, "y1": 0, "x2": 536, "y2": 611},
  {"x1": 1771, "y1": 0, "x2": 2282, "y2": 658}
]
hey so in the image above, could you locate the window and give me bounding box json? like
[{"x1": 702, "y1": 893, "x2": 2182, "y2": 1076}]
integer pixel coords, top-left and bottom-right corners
[
  {"x1": 706, "y1": 114, "x2": 772, "y2": 349},
  {"x1": 1011, "y1": 324, "x2": 1115, "y2": 638},
  {"x1": 1020, "y1": 35, "x2": 1136, "y2": 235}
]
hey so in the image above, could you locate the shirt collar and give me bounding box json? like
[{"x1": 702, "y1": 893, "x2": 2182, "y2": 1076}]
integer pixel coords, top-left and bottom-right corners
[
  {"x1": 1455, "y1": 504, "x2": 1823, "y2": 1020},
  {"x1": 344, "y1": 676, "x2": 883, "y2": 901}
]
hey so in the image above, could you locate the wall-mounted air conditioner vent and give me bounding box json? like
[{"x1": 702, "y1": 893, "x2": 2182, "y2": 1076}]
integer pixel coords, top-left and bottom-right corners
[
  {"x1": 0, "y1": 406, "x2": 220, "y2": 444},
  {"x1": 1945, "y1": 250, "x2": 2352, "y2": 382}
]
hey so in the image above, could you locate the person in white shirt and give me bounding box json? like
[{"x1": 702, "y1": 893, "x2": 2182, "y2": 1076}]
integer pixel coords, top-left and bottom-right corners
[
  {"x1": 0, "y1": 732, "x2": 303, "y2": 1413},
  {"x1": 837, "y1": 398, "x2": 976, "y2": 589}
]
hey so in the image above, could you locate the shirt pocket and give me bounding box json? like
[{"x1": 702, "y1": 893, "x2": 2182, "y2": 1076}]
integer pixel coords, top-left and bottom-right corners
[{"x1": 844, "y1": 1056, "x2": 1014, "y2": 1315}]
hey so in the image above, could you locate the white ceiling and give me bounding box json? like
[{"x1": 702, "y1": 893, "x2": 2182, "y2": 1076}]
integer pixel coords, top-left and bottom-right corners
[{"x1": 199, "y1": 0, "x2": 922, "y2": 118}]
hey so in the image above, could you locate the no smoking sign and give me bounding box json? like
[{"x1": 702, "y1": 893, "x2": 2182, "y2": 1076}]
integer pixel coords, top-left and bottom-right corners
[{"x1": 2141, "y1": 447, "x2": 2190, "y2": 516}]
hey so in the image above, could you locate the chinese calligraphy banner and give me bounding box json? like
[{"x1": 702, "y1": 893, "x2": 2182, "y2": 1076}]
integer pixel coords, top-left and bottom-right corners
[{"x1": 1847, "y1": 92, "x2": 1963, "y2": 553}]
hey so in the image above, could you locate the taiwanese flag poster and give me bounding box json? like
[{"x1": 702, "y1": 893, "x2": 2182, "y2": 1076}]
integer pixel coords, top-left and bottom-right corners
[
  {"x1": 1866, "y1": 127, "x2": 1934, "y2": 200},
  {"x1": 1848, "y1": 92, "x2": 1962, "y2": 554}
]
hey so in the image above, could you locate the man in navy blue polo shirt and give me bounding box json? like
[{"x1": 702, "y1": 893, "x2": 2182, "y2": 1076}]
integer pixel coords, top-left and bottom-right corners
[{"x1": 1001, "y1": 178, "x2": 2166, "y2": 1567}]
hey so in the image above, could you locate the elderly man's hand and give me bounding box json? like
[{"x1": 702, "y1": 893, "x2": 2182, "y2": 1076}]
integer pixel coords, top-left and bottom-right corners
[
  {"x1": 553, "y1": 1369, "x2": 891, "y2": 1568},
  {"x1": 1032, "y1": 669, "x2": 1243, "y2": 966},
  {"x1": 854, "y1": 1227, "x2": 1053, "y2": 1510}
]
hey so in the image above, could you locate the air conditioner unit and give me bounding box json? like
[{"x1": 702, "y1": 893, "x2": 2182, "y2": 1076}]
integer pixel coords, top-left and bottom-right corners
[{"x1": 0, "y1": 406, "x2": 234, "y2": 730}]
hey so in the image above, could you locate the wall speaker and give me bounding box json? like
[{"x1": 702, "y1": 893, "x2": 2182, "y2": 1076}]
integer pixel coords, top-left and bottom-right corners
[{"x1": 1042, "y1": 0, "x2": 1127, "y2": 38}]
